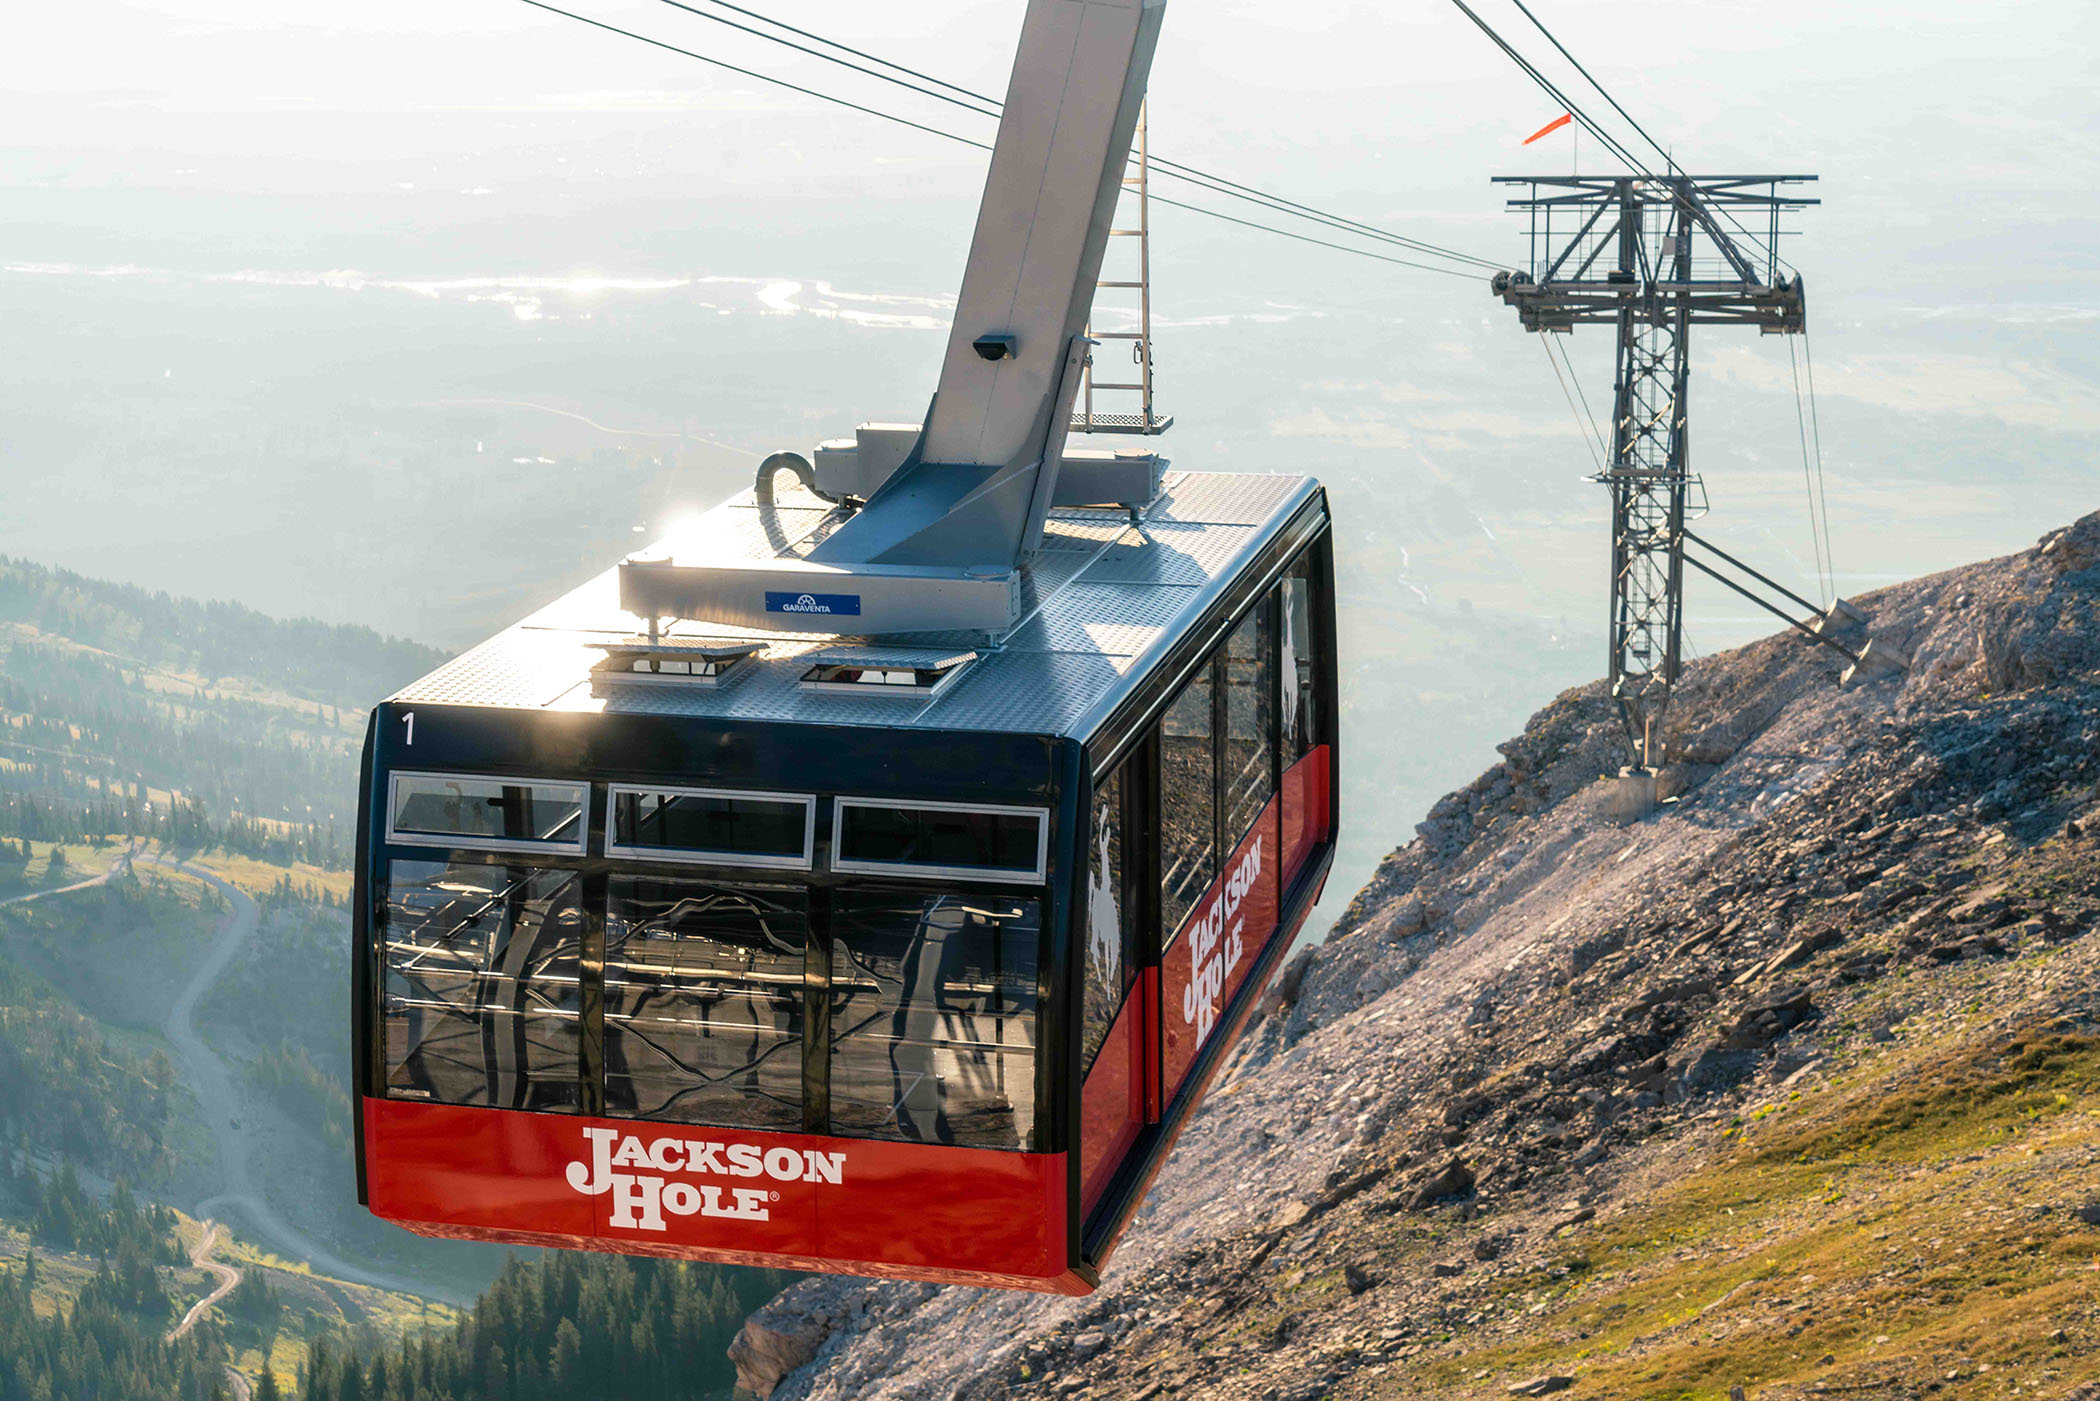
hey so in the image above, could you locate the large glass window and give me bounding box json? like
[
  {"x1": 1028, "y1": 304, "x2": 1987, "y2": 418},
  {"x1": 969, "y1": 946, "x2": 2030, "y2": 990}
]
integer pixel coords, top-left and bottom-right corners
[
  {"x1": 1080, "y1": 764, "x2": 1134, "y2": 1076},
  {"x1": 1223, "y1": 600, "x2": 1277, "y2": 846},
  {"x1": 381, "y1": 860, "x2": 583, "y2": 1112},
  {"x1": 608, "y1": 787, "x2": 814, "y2": 869},
  {"x1": 1281, "y1": 560, "x2": 1320, "y2": 762},
  {"x1": 1160, "y1": 666, "x2": 1216, "y2": 935},
  {"x1": 602, "y1": 876, "x2": 807, "y2": 1130},
  {"x1": 834, "y1": 800, "x2": 1048, "y2": 884},
  {"x1": 388, "y1": 774, "x2": 586, "y2": 854},
  {"x1": 828, "y1": 891, "x2": 1039, "y2": 1149}
]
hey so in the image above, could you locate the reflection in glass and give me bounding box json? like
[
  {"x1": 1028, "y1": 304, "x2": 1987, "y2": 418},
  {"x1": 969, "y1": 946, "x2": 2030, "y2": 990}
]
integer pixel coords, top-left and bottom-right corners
[
  {"x1": 1224, "y1": 600, "x2": 1277, "y2": 847},
  {"x1": 381, "y1": 860, "x2": 583, "y2": 1111},
  {"x1": 828, "y1": 891, "x2": 1039, "y2": 1148},
  {"x1": 390, "y1": 775, "x2": 584, "y2": 848},
  {"x1": 1161, "y1": 666, "x2": 1216, "y2": 935},
  {"x1": 611, "y1": 789, "x2": 810, "y2": 866},
  {"x1": 1282, "y1": 567, "x2": 1318, "y2": 760},
  {"x1": 836, "y1": 803, "x2": 1044, "y2": 879},
  {"x1": 1081, "y1": 766, "x2": 1131, "y2": 1076},
  {"x1": 603, "y1": 876, "x2": 806, "y2": 1129}
]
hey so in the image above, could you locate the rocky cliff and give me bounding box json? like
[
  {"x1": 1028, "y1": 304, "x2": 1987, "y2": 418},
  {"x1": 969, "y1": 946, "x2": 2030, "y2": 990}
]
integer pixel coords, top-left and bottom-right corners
[{"x1": 732, "y1": 515, "x2": 2100, "y2": 1401}]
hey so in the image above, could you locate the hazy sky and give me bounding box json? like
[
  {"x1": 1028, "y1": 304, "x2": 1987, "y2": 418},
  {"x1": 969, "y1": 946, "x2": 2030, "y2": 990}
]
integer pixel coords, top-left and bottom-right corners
[
  {"x1": 7, "y1": 0, "x2": 2097, "y2": 929},
  {"x1": 11, "y1": 1, "x2": 2094, "y2": 238}
]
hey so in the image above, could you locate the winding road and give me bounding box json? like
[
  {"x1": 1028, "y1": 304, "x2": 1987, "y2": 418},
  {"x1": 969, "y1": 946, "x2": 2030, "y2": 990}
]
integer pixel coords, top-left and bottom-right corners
[
  {"x1": 0, "y1": 844, "x2": 133, "y2": 908},
  {"x1": 167, "y1": 1220, "x2": 240, "y2": 1341},
  {"x1": 145, "y1": 853, "x2": 433, "y2": 1299}
]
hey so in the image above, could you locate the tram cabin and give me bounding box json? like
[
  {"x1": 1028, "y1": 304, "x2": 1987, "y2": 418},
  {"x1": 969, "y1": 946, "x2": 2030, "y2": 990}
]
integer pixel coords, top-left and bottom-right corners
[{"x1": 354, "y1": 470, "x2": 1338, "y2": 1294}]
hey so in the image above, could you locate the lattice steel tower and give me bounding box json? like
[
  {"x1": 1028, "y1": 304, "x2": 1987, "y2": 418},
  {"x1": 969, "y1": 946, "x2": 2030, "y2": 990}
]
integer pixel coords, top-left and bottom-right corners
[{"x1": 1492, "y1": 175, "x2": 1817, "y2": 769}]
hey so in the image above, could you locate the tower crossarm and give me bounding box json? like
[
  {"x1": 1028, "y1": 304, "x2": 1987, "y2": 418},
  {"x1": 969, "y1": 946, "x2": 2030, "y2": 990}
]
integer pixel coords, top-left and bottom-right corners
[
  {"x1": 1486, "y1": 172, "x2": 1817, "y2": 770},
  {"x1": 1490, "y1": 175, "x2": 1816, "y2": 335}
]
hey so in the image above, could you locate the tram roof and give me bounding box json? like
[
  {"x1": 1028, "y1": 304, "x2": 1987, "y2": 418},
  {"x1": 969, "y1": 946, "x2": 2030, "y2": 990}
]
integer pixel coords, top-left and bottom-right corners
[{"x1": 391, "y1": 470, "x2": 1320, "y2": 741}]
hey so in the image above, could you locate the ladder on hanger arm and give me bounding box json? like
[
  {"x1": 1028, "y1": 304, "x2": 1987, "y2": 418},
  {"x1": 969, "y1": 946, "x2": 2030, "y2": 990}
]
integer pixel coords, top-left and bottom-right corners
[{"x1": 1075, "y1": 103, "x2": 1172, "y2": 436}]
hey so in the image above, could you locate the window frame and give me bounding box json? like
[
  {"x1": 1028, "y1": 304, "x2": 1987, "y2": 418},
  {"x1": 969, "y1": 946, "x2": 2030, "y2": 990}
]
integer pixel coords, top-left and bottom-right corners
[
  {"x1": 603, "y1": 783, "x2": 818, "y2": 872},
  {"x1": 823, "y1": 886, "x2": 1043, "y2": 1149},
  {"x1": 1159, "y1": 657, "x2": 1220, "y2": 944},
  {"x1": 378, "y1": 856, "x2": 589, "y2": 1114},
  {"x1": 831, "y1": 796, "x2": 1052, "y2": 886},
  {"x1": 384, "y1": 770, "x2": 589, "y2": 857}
]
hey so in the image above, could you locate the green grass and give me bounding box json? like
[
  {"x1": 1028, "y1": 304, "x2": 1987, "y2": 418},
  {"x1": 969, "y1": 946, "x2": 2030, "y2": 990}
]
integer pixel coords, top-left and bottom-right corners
[{"x1": 1382, "y1": 1028, "x2": 2100, "y2": 1400}]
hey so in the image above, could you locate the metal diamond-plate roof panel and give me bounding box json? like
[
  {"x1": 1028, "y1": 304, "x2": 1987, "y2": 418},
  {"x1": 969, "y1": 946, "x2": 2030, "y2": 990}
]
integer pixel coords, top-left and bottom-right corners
[
  {"x1": 917, "y1": 650, "x2": 1135, "y2": 734},
  {"x1": 1153, "y1": 472, "x2": 1307, "y2": 527},
  {"x1": 517, "y1": 572, "x2": 640, "y2": 635},
  {"x1": 388, "y1": 471, "x2": 1322, "y2": 739},
  {"x1": 1013, "y1": 546, "x2": 1097, "y2": 615},
  {"x1": 1076, "y1": 522, "x2": 1256, "y2": 587},
  {"x1": 1002, "y1": 582, "x2": 1198, "y2": 655},
  {"x1": 393, "y1": 630, "x2": 607, "y2": 710},
  {"x1": 1039, "y1": 515, "x2": 1134, "y2": 552}
]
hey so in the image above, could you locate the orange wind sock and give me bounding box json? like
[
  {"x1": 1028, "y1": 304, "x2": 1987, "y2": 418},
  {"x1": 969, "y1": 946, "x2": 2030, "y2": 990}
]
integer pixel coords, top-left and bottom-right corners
[{"x1": 1523, "y1": 113, "x2": 1573, "y2": 145}]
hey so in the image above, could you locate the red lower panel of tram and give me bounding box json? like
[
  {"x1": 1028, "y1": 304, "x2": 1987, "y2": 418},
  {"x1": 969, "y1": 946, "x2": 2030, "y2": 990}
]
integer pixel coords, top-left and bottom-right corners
[
  {"x1": 363, "y1": 1098, "x2": 1077, "y2": 1292},
  {"x1": 1281, "y1": 744, "x2": 1332, "y2": 887},
  {"x1": 1078, "y1": 968, "x2": 1154, "y2": 1216}
]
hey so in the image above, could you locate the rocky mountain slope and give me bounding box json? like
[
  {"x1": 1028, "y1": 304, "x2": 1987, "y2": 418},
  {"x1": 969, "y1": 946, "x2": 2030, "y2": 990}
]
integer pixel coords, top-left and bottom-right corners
[{"x1": 732, "y1": 514, "x2": 2100, "y2": 1401}]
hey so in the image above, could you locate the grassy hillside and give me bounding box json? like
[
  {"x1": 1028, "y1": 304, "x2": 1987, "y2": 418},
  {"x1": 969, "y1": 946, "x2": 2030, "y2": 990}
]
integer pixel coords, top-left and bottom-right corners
[{"x1": 0, "y1": 555, "x2": 443, "y2": 868}]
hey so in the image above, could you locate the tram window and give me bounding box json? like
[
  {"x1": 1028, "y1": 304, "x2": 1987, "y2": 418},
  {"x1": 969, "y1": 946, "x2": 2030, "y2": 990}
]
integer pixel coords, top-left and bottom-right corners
[
  {"x1": 834, "y1": 800, "x2": 1048, "y2": 884},
  {"x1": 1080, "y1": 763, "x2": 1135, "y2": 1076},
  {"x1": 607, "y1": 786, "x2": 815, "y2": 869},
  {"x1": 602, "y1": 876, "x2": 807, "y2": 1131},
  {"x1": 827, "y1": 891, "x2": 1040, "y2": 1149},
  {"x1": 1223, "y1": 599, "x2": 1277, "y2": 847},
  {"x1": 1281, "y1": 559, "x2": 1320, "y2": 761},
  {"x1": 388, "y1": 773, "x2": 586, "y2": 854},
  {"x1": 1160, "y1": 665, "x2": 1216, "y2": 935},
  {"x1": 380, "y1": 860, "x2": 584, "y2": 1112}
]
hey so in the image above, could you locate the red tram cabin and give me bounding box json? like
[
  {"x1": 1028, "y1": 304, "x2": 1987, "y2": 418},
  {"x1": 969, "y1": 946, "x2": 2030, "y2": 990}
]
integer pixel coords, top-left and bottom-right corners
[{"x1": 353, "y1": 472, "x2": 1337, "y2": 1293}]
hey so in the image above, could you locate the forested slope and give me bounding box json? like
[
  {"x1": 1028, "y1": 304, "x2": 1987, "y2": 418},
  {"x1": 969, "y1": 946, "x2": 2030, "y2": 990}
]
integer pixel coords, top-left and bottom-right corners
[{"x1": 0, "y1": 555, "x2": 442, "y2": 867}]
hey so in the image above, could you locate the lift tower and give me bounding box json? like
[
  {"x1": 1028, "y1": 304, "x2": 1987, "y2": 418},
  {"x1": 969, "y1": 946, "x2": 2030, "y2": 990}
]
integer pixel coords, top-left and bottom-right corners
[{"x1": 1492, "y1": 174, "x2": 1816, "y2": 769}]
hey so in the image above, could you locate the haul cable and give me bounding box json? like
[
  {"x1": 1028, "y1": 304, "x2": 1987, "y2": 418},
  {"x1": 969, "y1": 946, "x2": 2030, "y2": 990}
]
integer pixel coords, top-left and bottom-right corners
[
  {"x1": 651, "y1": 0, "x2": 1505, "y2": 271},
  {"x1": 514, "y1": 0, "x2": 1487, "y2": 277}
]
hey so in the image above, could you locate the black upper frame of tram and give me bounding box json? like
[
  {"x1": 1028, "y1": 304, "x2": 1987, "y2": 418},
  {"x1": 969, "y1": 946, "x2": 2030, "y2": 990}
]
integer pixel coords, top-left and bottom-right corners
[{"x1": 352, "y1": 491, "x2": 1339, "y2": 1255}]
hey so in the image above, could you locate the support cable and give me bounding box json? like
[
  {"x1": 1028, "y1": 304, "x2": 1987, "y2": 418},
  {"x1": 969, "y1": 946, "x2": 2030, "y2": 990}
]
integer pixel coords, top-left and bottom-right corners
[
  {"x1": 655, "y1": 0, "x2": 1506, "y2": 271},
  {"x1": 513, "y1": 0, "x2": 1482, "y2": 277},
  {"x1": 1682, "y1": 528, "x2": 1827, "y2": 620},
  {"x1": 1504, "y1": 0, "x2": 1675, "y2": 177},
  {"x1": 1679, "y1": 551, "x2": 1860, "y2": 666},
  {"x1": 1803, "y1": 330, "x2": 1836, "y2": 600},
  {"x1": 1787, "y1": 334, "x2": 1831, "y2": 605},
  {"x1": 1550, "y1": 332, "x2": 1608, "y2": 463},
  {"x1": 1541, "y1": 338, "x2": 1603, "y2": 473},
  {"x1": 1489, "y1": 0, "x2": 1792, "y2": 274},
  {"x1": 1442, "y1": 0, "x2": 1651, "y2": 176}
]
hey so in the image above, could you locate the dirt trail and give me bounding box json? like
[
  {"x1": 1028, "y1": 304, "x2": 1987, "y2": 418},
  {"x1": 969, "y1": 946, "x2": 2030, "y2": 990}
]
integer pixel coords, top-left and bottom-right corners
[
  {"x1": 166, "y1": 1219, "x2": 240, "y2": 1342},
  {"x1": 145, "y1": 852, "x2": 432, "y2": 1298},
  {"x1": 0, "y1": 844, "x2": 136, "y2": 908}
]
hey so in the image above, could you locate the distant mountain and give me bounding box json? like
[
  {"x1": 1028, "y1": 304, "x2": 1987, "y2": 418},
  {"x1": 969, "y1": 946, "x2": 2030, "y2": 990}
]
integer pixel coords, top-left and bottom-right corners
[
  {"x1": 0, "y1": 557, "x2": 442, "y2": 709},
  {"x1": 0, "y1": 556, "x2": 443, "y2": 865},
  {"x1": 736, "y1": 516, "x2": 2100, "y2": 1399}
]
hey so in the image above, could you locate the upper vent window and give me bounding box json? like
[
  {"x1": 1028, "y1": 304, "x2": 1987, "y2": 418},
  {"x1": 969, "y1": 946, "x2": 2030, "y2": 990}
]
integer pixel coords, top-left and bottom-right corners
[
  {"x1": 798, "y1": 649, "x2": 976, "y2": 699},
  {"x1": 590, "y1": 637, "x2": 763, "y2": 692}
]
